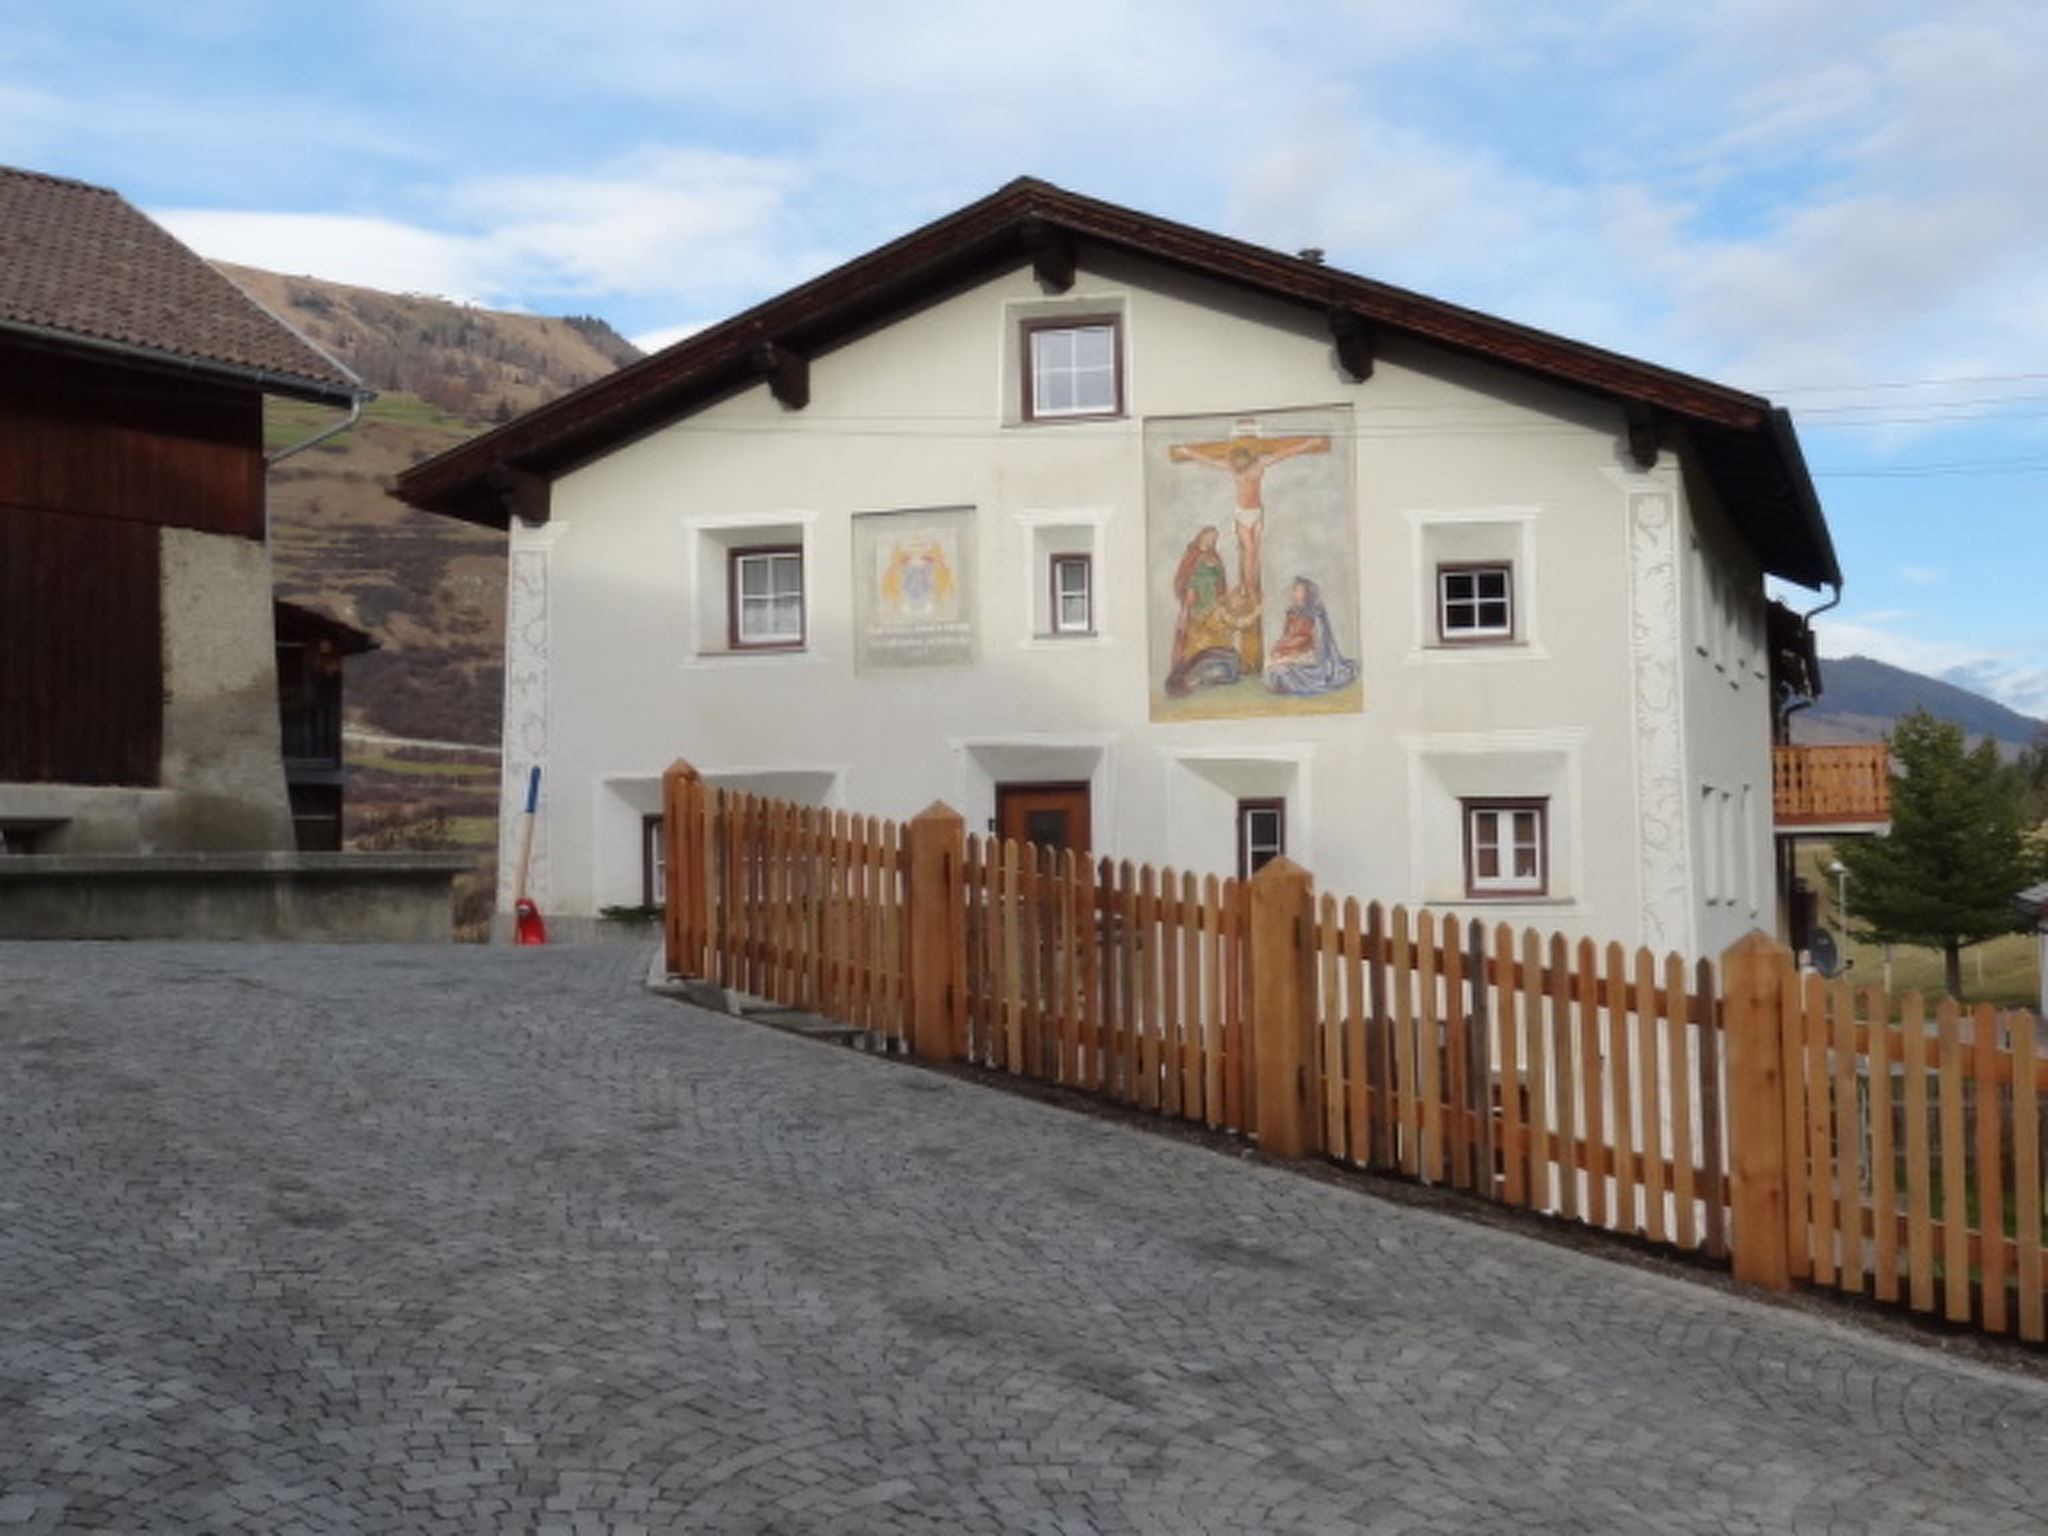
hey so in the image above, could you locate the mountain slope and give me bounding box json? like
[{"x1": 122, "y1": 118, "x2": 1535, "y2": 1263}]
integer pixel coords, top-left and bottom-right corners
[
  {"x1": 227, "y1": 265, "x2": 639, "y2": 747},
  {"x1": 1796, "y1": 654, "x2": 2043, "y2": 752}
]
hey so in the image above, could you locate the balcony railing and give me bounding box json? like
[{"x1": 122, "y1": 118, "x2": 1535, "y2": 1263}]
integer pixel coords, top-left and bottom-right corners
[{"x1": 1773, "y1": 743, "x2": 1891, "y2": 828}]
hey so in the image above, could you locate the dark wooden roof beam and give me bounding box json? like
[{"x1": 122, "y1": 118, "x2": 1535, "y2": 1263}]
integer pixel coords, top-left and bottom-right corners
[
  {"x1": 1020, "y1": 217, "x2": 1077, "y2": 293},
  {"x1": 485, "y1": 463, "x2": 551, "y2": 527},
  {"x1": 751, "y1": 340, "x2": 810, "y2": 411},
  {"x1": 1328, "y1": 310, "x2": 1375, "y2": 382},
  {"x1": 1626, "y1": 407, "x2": 1661, "y2": 469}
]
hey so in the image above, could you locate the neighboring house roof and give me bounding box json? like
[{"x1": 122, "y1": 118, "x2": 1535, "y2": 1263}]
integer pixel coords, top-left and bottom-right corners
[
  {"x1": 275, "y1": 600, "x2": 379, "y2": 657},
  {"x1": 0, "y1": 164, "x2": 364, "y2": 407},
  {"x1": 394, "y1": 176, "x2": 1839, "y2": 590}
]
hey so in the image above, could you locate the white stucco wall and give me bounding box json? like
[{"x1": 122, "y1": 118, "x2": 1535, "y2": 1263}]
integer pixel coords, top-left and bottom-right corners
[{"x1": 502, "y1": 256, "x2": 1776, "y2": 959}]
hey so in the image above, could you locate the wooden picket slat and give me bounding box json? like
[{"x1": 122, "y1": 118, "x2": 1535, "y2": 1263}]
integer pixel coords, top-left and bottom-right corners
[
  {"x1": 2014, "y1": 1012, "x2": 2043, "y2": 1344},
  {"x1": 1902, "y1": 993, "x2": 1936, "y2": 1314},
  {"x1": 1666, "y1": 953, "x2": 1698, "y2": 1251},
  {"x1": 1830, "y1": 980, "x2": 1861, "y2": 1293},
  {"x1": 1521, "y1": 929, "x2": 1551, "y2": 1216},
  {"x1": 1636, "y1": 948, "x2": 1667, "y2": 1246},
  {"x1": 1224, "y1": 879, "x2": 1247, "y2": 1131},
  {"x1": 1974, "y1": 1004, "x2": 2007, "y2": 1335},
  {"x1": 1575, "y1": 939, "x2": 1605, "y2": 1229},
  {"x1": 1440, "y1": 914, "x2": 1469, "y2": 1191},
  {"x1": 1493, "y1": 924, "x2": 1523, "y2": 1206},
  {"x1": 1938, "y1": 1001, "x2": 1970, "y2": 1324},
  {"x1": 1696, "y1": 957, "x2": 1727, "y2": 1259},
  {"x1": 1606, "y1": 943, "x2": 1635, "y2": 1234},
  {"x1": 1204, "y1": 873, "x2": 1227, "y2": 1127},
  {"x1": 1548, "y1": 934, "x2": 1579, "y2": 1223},
  {"x1": 1389, "y1": 907, "x2": 1419, "y2": 1179},
  {"x1": 1866, "y1": 986, "x2": 1899, "y2": 1305},
  {"x1": 1810, "y1": 978, "x2": 1843, "y2": 1294}
]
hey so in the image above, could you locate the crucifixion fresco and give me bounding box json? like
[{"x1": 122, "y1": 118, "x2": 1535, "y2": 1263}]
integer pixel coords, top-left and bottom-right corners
[{"x1": 1147, "y1": 408, "x2": 1361, "y2": 720}]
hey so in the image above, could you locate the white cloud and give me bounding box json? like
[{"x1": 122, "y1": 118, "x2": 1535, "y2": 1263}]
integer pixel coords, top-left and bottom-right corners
[
  {"x1": 153, "y1": 210, "x2": 492, "y2": 301},
  {"x1": 154, "y1": 147, "x2": 817, "y2": 328},
  {"x1": 443, "y1": 148, "x2": 804, "y2": 298}
]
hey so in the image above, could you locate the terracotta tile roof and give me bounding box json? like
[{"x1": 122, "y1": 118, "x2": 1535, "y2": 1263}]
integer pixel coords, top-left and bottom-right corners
[{"x1": 0, "y1": 165, "x2": 362, "y2": 404}]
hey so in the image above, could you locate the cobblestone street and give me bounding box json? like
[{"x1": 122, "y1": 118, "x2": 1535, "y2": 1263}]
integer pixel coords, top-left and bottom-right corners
[{"x1": 3, "y1": 941, "x2": 2045, "y2": 1532}]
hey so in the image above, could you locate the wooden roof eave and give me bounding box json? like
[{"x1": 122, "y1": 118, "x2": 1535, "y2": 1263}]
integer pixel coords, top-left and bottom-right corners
[{"x1": 392, "y1": 180, "x2": 1808, "y2": 550}]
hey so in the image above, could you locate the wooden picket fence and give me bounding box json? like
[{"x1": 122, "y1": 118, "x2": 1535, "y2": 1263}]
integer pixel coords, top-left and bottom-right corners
[
  {"x1": 660, "y1": 760, "x2": 2047, "y2": 1345},
  {"x1": 1723, "y1": 941, "x2": 2046, "y2": 1342}
]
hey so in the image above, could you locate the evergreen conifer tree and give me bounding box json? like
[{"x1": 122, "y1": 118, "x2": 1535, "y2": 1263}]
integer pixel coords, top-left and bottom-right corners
[{"x1": 1835, "y1": 709, "x2": 2044, "y2": 999}]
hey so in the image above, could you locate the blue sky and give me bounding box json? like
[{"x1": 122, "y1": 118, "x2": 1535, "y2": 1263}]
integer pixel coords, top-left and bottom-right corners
[{"x1": 6, "y1": 1, "x2": 2044, "y2": 718}]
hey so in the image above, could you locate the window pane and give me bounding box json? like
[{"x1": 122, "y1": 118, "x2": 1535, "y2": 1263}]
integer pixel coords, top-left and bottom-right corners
[
  {"x1": 1468, "y1": 801, "x2": 1544, "y2": 893},
  {"x1": 1052, "y1": 555, "x2": 1091, "y2": 631},
  {"x1": 735, "y1": 550, "x2": 803, "y2": 644},
  {"x1": 1030, "y1": 322, "x2": 1118, "y2": 417},
  {"x1": 1441, "y1": 564, "x2": 1513, "y2": 637}
]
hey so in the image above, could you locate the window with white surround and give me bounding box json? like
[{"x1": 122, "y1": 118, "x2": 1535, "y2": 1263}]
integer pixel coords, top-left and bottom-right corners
[
  {"x1": 1438, "y1": 563, "x2": 1514, "y2": 641},
  {"x1": 1022, "y1": 316, "x2": 1121, "y2": 420},
  {"x1": 1463, "y1": 798, "x2": 1547, "y2": 897},
  {"x1": 1050, "y1": 553, "x2": 1093, "y2": 635},
  {"x1": 686, "y1": 513, "x2": 812, "y2": 660},
  {"x1": 1237, "y1": 798, "x2": 1285, "y2": 879},
  {"x1": 729, "y1": 545, "x2": 804, "y2": 649},
  {"x1": 1016, "y1": 508, "x2": 1109, "y2": 643},
  {"x1": 1409, "y1": 509, "x2": 1538, "y2": 657}
]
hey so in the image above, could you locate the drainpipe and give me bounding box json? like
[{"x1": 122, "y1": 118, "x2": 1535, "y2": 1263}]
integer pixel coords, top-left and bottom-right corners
[{"x1": 266, "y1": 390, "x2": 367, "y2": 465}]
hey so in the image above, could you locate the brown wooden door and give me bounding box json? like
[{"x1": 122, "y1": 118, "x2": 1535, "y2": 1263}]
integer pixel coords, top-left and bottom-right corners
[{"x1": 996, "y1": 781, "x2": 1092, "y2": 854}]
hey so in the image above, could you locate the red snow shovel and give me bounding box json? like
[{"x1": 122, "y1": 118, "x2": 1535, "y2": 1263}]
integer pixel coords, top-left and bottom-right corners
[{"x1": 512, "y1": 765, "x2": 548, "y2": 945}]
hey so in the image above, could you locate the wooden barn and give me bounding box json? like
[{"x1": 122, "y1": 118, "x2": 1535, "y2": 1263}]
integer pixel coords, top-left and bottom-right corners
[{"x1": 0, "y1": 164, "x2": 368, "y2": 855}]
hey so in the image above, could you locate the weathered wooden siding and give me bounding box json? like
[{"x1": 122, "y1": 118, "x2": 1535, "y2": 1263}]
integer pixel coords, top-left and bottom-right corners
[
  {"x1": 0, "y1": 341, "x2": 264, "y2": 539},
  {"x1": 0, "y1": 505, "x2": 162, "y2": 785}
]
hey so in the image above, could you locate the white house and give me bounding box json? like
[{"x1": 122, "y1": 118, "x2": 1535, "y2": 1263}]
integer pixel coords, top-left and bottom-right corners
[{"x1": 396, "y1": 179, "x2": 1839, "y2": 957}]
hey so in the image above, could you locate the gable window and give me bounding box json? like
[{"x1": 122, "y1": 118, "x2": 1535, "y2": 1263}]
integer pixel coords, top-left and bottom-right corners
[
  {"x1": 1023, "y1": 317, "x2": 1121, "y2": 421},
  {"x1": 730, "y1": 545, "x2": 804, "y2": 650},
  {"x1": 1463, "y1": 798, "x2": 1547, "y2": 897},
  {"x1": 1439, "y1": 563, "x2": 1514, "y2": 641},
  {"x1": 1237, "y1": 798, "x2": 1286, "y2": 880},
  {"x1": 1050, "y1": 553, "x2": 1093, "y2": 635}
]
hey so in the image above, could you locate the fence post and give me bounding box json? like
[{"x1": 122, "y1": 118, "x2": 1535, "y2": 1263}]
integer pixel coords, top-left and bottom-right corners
[
  {"x1": 1723, "y1": 929, "x2": 1794, "y2": 1291},
  {"x1": 661, "y1": 758, "x2": 705, "y2": 979},
  {"x1": 1249, "y1": 855, "x2": 1319, "y2": 1160},
  {"x1": 906, "y1": 801, "x2": 967, "y2": 1061}
]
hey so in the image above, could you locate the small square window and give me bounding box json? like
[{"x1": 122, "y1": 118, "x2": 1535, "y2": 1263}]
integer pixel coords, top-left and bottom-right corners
[
  {"x1": 1050, "y1": 553, "x2": 1093, "y2": 635},
  {"x1": 1238, "y1": 798, "x2": 1286, "y2": 880},
  {"x1": 1023, "y1": 318, "x2": 1121, "y2": 421},
  {"x1": 1439, "y1": 563, "x2": 1514, "y2": 641},
  {"x1": 730, "y1": 546, "x2": 804, "y2": 649},
  {"x1": 1463, "y1": 798, "x2": 1546, "y2": 897}
]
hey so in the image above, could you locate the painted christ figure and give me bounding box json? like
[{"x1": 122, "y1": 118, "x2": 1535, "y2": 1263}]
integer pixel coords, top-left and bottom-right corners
[{"x1": 1168, "y1": 419, "x2": 1331, "y2": 604}]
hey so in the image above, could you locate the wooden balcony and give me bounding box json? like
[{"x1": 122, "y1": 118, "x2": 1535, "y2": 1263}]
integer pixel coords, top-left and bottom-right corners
[{"x1": 1773, "y1": 743, "x2": 1891, "y2": 830}]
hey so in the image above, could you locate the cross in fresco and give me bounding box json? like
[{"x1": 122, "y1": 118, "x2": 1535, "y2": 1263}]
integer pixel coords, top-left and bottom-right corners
[{"x1": 1168, "y1": 416, "x2": 1331, "y2": 629}]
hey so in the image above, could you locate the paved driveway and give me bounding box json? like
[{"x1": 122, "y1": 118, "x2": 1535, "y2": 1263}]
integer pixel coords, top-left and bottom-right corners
[{"x1": 2, "y1": 941, "x2": 2044, "y2": 1534}]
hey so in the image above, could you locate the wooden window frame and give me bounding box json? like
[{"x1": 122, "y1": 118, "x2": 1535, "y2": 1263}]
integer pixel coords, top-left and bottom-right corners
[
  {"x1": 1237, "y1": 797, "x2": 1286, "y2": 881},
  {"x1": 1437, "y1": 561, "x2": 1515, "y2": 643},
  {"x1": 1020, "y1": 315, "x2": 1123, "y2": 423},
  {"x1": 728, "y1": 544, "x2": 805, "y2": 651},
  {"x1": 1049, "y1": 551, "x2": 1094, "y2": 635},
  {"x1": 1462, "y1": 797, "x2": 1548, "y2": 898}
]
